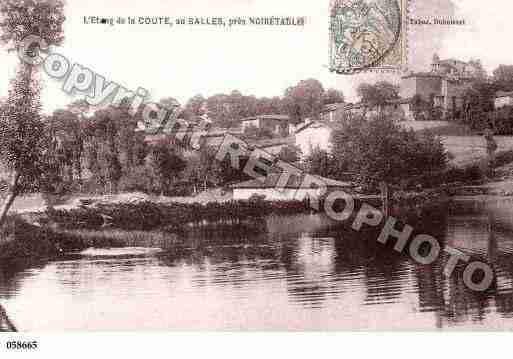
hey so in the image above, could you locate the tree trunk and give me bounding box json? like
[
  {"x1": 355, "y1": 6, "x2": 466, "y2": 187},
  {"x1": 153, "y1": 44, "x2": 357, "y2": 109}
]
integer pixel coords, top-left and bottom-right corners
[{"x1": 0, "y1": 172, "x2": 20, "y2": 227}]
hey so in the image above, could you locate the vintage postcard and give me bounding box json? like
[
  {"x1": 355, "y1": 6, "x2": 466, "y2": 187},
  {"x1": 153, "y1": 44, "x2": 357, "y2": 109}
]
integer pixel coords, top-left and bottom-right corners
[
  {"x1": 2, "y1": 0, "x2": 513, "y2": 346},
  {"x1": 329, "y1": 0, "x2": 409, "y2": 73}
]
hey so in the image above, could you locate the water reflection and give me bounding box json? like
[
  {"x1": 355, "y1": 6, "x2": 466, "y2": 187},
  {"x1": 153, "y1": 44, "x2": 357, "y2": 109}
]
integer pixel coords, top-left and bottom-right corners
[{"x1": 1, "y1": 199, "x2": 513, "y2": 330}]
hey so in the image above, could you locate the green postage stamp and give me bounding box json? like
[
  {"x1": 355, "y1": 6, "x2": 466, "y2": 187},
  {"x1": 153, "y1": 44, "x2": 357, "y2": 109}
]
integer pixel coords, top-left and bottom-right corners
[{"x1": 329, "y1": 0, "x2": 408, "y2": 74}]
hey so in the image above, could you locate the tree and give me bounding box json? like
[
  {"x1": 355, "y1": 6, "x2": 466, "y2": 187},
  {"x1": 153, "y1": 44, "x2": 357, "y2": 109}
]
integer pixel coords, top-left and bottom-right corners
[
  {"x1": 185, "y1": 146, "x2": 222, "y2": 193},
  {"x1": 0, "y1": 0, "x2": 65, "y2": 51},
  {"x1": 185, "y1": 94, "x2": 206, "y2": 117},
  {"x1": 356, "y1": 81, "x2": 399, "y2": 114},
  {"x1": 331, "y1": 115, "x2": 447, "y2": 194},
  {"x1": 0, "y1": 67, "x2": 45, "y2": 223},
  {"x1": 323, "y1": 88, "x2": 345, "y2": 105},
  {"x1": 493, "y1": 65, "x2": 513, "y2": 91},
  {"x1": 284, "y1": 79, "x2": 325, "y2": 124},
  {"x1": 256, "y1": 96, "x2": 285, "y2": 115},
  {"x1": 206, "y1": 93, "x2": 232, "y2": 127},
  {"x1": 304, "y1": 147, "x2": 335, "y2": 178},
  {"x1": 145, "y1": 141, "x2": 186, "y2": 195},
  {"x1": 410, "y1": 94, "x2": 429, "y2": 121},
  {"x1": 0, "y1": 0, "x2": 65, "y2": 226},
  {"x1": 462, "y1": 81, "x2": 497, "y2": 129},
  {"x1": 48, "y1": 109, "x2": 84, "y2": 184}
]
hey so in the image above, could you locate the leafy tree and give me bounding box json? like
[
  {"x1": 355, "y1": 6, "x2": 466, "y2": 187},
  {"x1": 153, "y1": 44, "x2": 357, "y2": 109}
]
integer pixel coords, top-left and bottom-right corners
[
  {"x1": 493, "y1": 65, "x2": 513, "y2": 91},
  {"x1": 185, "y1": 146, "x2": 222, "y2": 193},
  {"x1": 323, "y1": 88, "x2": 345, "y2": 105},
  {"x1": 0, "y1": 0, "x2": 65, "y2": 51},
  {"x1": 185, "y1": 94, "x2": 206, "y2": 117},
  {"x1": 256, "y1": 96, "x2": 285, "y2": 115},
  {"x1": 0, "y1": 67, "x2": 45, "y2": 223},
  {"x1": 284, "y1": 79, "x2": 325, "y2": 124},
  {"x1": 206, "y1": 94, "x2": 232, "y2": 127},
  {"x1": 0, "y1": 0, "x2": 65, "y2": 226},
  {"x1": 48, "y1": 109, "x2": 84, "y2": 183},
  {"x1": 356, "y1": 81, "x2": 399, "y2": 114},
  {"x1": 462, "y1": 81, "x2": 497, "y2": 129},
  {"x1": 145, "y1": 141, "x2": 186, "y2": 195},
  {"x1": 331, "y1": 115, "x2": 447, "y2": 192},
  {"x1": 303, "y1": 147, "x2": 336, "y2": 179}
]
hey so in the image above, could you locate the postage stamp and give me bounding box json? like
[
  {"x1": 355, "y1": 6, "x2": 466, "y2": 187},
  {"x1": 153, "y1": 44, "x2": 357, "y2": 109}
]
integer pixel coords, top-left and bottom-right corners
[{"x1": 329, "y1": 0, "x2": 408, "y2": 74}]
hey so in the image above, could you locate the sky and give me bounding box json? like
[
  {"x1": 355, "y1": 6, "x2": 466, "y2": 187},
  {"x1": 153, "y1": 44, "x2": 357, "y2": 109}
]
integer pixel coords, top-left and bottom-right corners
[{"x1": 1, "y1": 0, "x2": 513, "y2": 114}]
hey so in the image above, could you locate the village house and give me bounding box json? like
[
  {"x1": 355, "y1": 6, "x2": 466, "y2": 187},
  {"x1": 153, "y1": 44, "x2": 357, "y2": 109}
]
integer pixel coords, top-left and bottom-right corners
[
  {"x1": 248, "y1": 137, "x2": 295, "y2": 156},
  {"x1": 231, "y1": 173, "x2": 352, "y2": 201},
  {"x1": 398, "y1": 54, "x2": 484, "y2": 120},
  {"x1": 294, "y1": 121, "x2": 333, "y2": 159},
  {"x1": 320, "y1": 102, "x2": 345, "y2": 122},
  {"x1": 495, "y1": 91, "x2": 513, "y2": 109},
  {"x1": 239, "y1": 114, "x2": 291, "y2": 136}
]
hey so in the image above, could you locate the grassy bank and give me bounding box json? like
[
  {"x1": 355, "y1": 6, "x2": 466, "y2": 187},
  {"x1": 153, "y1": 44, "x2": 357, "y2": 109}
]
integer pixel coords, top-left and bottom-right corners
[
  {"x1": 44, "y1": 199, "x2": 315, "y2": 231},
  {"x1": 0, "y1": 216, "x2": 72, "y2": 266},
  {"x1": 0, "y1": 215, "x2": 163, "y2": 266}
]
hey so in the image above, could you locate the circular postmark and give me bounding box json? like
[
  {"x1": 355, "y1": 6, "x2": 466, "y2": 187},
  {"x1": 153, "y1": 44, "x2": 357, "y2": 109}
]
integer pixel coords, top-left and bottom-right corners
[{"x1": 330, "y1": 0, "x2": 402, "y2": 74}]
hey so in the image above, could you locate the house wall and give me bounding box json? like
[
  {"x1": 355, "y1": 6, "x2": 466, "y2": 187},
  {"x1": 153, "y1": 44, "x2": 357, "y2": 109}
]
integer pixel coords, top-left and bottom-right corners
[
  {"x1": 241, "y1": 118, "x2": 287, "y2": 135},
  {"x1": 295, "y1": 126, "x2": 332, "y2": 158},
  {"x1": 400, "y1": 76, "x2": 442, "y2": 102},
  {"x1": 320, "y1": 107, "x2": 345, "y2": 122},
  {"x1": 241, "y1": 119, "x2": 260, "y2": 131},
  {"x1": 400, "y1": 103, "x2": 414, "y2": 121},
  {"x1": 495, "y1": 97, "x2": 513, "y2": 109},
  {"x1": 233, "y1": 188, "x2": 324, "y2": 201}
]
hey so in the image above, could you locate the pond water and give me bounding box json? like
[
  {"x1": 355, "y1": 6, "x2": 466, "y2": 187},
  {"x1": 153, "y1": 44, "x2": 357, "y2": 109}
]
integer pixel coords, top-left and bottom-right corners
[{"x1": 1, "y1": 198, "x2": 513, "y2": 331}]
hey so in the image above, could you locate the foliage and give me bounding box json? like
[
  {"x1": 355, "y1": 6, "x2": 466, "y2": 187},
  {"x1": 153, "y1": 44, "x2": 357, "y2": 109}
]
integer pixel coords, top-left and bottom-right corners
[
  {"x1": 0, "y1": 66, "x2": 45, "y2": 190},
  {"x1": 283, "y1": 79, "x2": 325, "y2": 124},
  {"x1": 0, "y1": 0, "x2": 66, "y2": 225},
  {"x1": 331, "y1": 115, "x2": 448, "y2": 190},
  {"x1": 184, "y1": 146, "x2": 223, "y2": 193},
  {"x1": 46, "y1": 199, "x2": 316, "y2": 231},
  {"x1": 493, "y1": 65, "x2": 513, "y2": 91},
  {"x1": 323, "y1": 88, "x2": 345, "y2": 105},
  {"x1": 356, "y1": 81, "x2": 399, "y2": 113},
  {"x1": 0, "y1": 0, "x2": 66, "y2": 50},
  {"x1": 303, "y1": 147, "x2": 336, "y2": 178},
  {"x1": 145, "y1": 141, "x2": 186, "y2": 195}
]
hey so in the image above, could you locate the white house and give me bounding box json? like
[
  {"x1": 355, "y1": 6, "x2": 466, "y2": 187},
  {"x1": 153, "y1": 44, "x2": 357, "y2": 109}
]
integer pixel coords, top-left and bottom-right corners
[
  {"x1": 495, "y1": 91, "x2": 513, "y2": 109},
  {"x1": 231, "y1": 173, "x2": 352, "y2": 201},
  {"x1": 294, "y1": 121, "x2": 333, "y2": 159},
  {"x1": 320, "y1": 102, "x2": 345, "y2": 122}
]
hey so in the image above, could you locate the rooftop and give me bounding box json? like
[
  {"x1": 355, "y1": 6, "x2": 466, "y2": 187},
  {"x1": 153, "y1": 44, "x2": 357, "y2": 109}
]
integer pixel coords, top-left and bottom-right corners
[
  {"x1": 321, "y1": 103, "x2": 345, "y2": 113},
  {"x1": 402, "y1": 72, "x2": 444, "y2": 79},
  {"x1": 294, "y1": 120, "x2": 337, "y2": 134},
  {"x1": 240, "y1": 114, "x2": 290, "y2": 122},
  {"x1": 248, "y1": 137, "x2": 295, "y2": 149}
]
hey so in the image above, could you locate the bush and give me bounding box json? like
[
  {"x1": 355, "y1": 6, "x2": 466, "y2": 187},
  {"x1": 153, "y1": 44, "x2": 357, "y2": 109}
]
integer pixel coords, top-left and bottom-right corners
[{"x1": 45, "y1": 199, "x2": 315, "y2": 231}]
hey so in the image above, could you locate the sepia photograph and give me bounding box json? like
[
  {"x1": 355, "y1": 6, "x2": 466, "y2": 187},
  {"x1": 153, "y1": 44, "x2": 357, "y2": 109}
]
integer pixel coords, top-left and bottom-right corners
[{"x1": 1, "y1": 1, "x2": 513, "y2": 352}]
